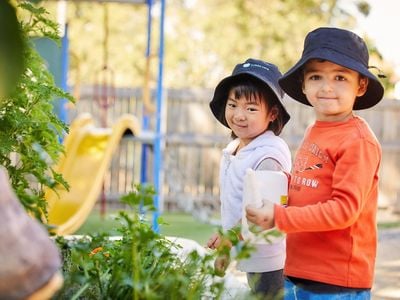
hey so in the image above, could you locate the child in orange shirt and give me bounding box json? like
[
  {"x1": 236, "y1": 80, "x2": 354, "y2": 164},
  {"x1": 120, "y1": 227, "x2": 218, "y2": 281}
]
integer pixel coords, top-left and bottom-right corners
[{"x1": 246, "y1": 27, "x2": 385, "y2": 299}]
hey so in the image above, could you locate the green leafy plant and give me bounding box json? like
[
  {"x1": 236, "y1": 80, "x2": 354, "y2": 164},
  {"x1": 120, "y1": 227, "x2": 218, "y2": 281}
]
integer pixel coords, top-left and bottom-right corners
[
  {"x1": 0, "y1": 2, "x2": 72, "y2": 220},
  {"x1": 54, "y1": 184, "x2": 255, "y2": 299}
]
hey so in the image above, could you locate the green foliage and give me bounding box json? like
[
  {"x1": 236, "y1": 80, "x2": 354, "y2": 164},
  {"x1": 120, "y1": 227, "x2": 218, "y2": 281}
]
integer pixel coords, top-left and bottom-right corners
[
  {"x1": 169, "y1": 0, "x2": 346, "y2": 87},
  {"x1": 19, "y1": 2, "x2": 61, "y2": 41},
  {"x1": 54, "y1": 184, "x2": 255, "y2": 299},
  {"x1": 0, "y1": 2, "x2": 73, "y2": 220},
  {"x1": 37, "y1": 0, "x2": 394, "y2": 92},
  {"x1": 39, "y1": 0, "x2": 390, "y2": 90}
]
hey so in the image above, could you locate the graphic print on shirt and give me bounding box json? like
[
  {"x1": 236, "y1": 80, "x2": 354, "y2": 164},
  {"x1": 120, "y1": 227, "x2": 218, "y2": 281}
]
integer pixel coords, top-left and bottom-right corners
[{"x1": 290, "y1": 141, "x2": 329, "y2": 191}]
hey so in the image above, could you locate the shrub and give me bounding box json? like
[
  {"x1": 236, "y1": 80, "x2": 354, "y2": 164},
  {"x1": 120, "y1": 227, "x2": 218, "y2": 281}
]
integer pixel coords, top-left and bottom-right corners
[{"x1": 53, "y1": 184, "x2": 256, "y2": 299}]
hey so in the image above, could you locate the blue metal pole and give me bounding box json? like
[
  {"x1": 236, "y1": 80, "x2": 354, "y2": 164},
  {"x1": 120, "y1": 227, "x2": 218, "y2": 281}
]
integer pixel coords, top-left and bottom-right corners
[
  {"x1": 145, "y1": 0, "x2": 153, "y2": 58},
  {"x1": 59, "y1": 23, "x2": 69, "y2": 141},
  {"x1": 60, "y1": 23, "x2": 69, "y2": 122},
  {"x1": 140, "y1": 0, "x2": 153, "y2": 185},
  {"x1": 152, "y1": 0, "x2": 166, "y2": 233}
]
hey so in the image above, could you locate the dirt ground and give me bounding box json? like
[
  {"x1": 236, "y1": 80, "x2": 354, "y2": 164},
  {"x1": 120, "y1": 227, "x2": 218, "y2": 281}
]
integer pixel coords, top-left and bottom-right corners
[{"x1": 373, "y1": 226, "x2": 400, "y2": 299}]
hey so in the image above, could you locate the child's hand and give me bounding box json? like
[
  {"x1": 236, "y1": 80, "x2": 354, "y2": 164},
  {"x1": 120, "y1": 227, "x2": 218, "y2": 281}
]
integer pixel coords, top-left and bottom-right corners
[
  {"x1": 214, "y1": 254, "x2": 230, "y2": 277},
  {"x1": 206, "y1": 233, "x2": 233, "y2": 249},
  {"x1": 206, "y1": 233, "x2": 222, "y2": 249},
  {"x1": 246, "y1": 199, "x2": 275, "y2": 230}
]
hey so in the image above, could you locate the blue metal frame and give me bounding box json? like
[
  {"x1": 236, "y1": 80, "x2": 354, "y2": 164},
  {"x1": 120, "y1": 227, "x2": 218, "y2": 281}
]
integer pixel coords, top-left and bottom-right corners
[
  {"x1": 152, "y1": 0, "x2": 165, "y2": 232},
  {"x1": 139, "y1": 0, "x2": 153, "y2": 186},
  {"x1": 60, "y1": 24, "x2": 69, "y2": 125},
  {"x1": 139, "y1": 0, "x2": 165, "y2": 232},
  {"x1": 56, "y1": 22, "x2": 70, "y2": 144}
]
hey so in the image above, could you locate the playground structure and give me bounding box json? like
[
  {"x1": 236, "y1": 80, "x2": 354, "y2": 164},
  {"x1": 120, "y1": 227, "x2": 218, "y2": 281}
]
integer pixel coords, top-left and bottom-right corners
[
  {"x1": 40, "y1": 0, "x2": 167, "y2": 233},
  {"x1": 45, "y1": 113, "x2": 140, "y2": 235}
]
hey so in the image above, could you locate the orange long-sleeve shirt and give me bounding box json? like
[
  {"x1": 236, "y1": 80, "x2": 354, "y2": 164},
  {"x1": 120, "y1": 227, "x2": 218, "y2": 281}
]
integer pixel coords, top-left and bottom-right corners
[{"x1": 275, "y1": 116, "x2": 381, "y2": 288}]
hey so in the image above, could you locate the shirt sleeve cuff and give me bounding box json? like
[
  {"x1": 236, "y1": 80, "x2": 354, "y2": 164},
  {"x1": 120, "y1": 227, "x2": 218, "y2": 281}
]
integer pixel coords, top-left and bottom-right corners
[{"x1": 274, "y1": 203, "x2": 285, "y2": 232}]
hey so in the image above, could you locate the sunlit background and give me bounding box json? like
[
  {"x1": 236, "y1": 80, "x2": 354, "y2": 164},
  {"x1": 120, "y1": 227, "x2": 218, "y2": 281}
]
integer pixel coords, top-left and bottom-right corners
[{"x1": 36, "y1": 0, "x2": 399, "y2": 99}]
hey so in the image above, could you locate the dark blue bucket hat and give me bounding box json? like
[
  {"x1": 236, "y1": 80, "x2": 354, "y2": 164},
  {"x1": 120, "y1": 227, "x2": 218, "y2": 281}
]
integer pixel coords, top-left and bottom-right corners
[
  {"x1": 279, "y1": 27, "x2": 384, "y2": 110},
  {"x1": 210, "y1": 58, "x2": 290, "y2": 127}
]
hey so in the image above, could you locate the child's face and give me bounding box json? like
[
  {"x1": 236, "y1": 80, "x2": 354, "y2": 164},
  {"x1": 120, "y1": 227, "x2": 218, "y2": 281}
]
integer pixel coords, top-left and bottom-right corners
[
  {"x1": 302, "y1": 59, "x2": 368, "y2": 122},
  {"x1": 225, "y1": 90, "x2": 276, "y2": 146}
]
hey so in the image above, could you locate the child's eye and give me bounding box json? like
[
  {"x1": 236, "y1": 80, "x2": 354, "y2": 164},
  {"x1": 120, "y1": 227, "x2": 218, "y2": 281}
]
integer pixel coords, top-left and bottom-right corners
[
  {"x1": 308, "y1": 74, "x2": 321, "y2": 80},
  {"x1": 227, "y1": 102, "x2": 236, "y2": 108},
  {"x1": 247, "y1": 106, "x2": 259, "y2": 112},
  {"x1": 335, "y1": 75, "x2": 346, "y2": 81}
]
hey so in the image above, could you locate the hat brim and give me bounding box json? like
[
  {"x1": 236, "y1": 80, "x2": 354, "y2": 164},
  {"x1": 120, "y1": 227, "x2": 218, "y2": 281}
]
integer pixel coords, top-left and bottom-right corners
[
  {"x1": 210, "y1": 73, "x2": 290, "y2": 128},
  {"x1": 278, "y1": 48, "x2": 384, "y2": 110}
]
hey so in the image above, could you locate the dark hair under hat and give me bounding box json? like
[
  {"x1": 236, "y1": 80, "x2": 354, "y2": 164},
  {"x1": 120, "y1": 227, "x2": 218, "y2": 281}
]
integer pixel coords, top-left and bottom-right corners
[
  {"x1": 279, "y1": 27, "x2": 384, "y2": 110},
  {"x1": 210, "y1": 58, "x2": 290, "y2": 128}
]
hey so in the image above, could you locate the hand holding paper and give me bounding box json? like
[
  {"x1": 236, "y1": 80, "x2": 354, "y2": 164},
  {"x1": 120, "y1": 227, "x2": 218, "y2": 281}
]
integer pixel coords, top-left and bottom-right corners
[
  {"x1": 241, "y1": 168, "x2": 287, "y2": 242},
  {"x1": 246, "y1": 199, "x2": 275, "y2": 230}
]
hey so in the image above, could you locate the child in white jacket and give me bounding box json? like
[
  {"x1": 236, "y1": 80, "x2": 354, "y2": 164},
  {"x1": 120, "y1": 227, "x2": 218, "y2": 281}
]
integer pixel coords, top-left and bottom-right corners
[{"x1": 207, "y1": 58, "x2": 291, "y2": 298}]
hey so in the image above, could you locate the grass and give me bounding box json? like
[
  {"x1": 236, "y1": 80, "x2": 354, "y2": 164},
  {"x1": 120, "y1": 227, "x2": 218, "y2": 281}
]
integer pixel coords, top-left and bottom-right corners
[
  {"x1": 378, "y1": 220, "x2": 400, "y2": 229},
  {"x1": 76, "y1": 210, "x2": 219, "y2": 245},
  {"x1": 159, "y1": 213, "x2": 218, "y2": 245}
]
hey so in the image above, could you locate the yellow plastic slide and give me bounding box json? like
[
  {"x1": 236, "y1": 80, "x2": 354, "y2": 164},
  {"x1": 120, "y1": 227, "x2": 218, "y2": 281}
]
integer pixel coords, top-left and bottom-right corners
[{"x1": 45, "y1": 113, "x2": 140, "y2": 235}]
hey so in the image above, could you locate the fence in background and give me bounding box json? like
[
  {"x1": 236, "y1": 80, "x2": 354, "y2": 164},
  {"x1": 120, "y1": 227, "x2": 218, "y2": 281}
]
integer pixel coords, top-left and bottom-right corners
[{"x1": 68, "y1": 86, "x2": 400, "y2": 216}]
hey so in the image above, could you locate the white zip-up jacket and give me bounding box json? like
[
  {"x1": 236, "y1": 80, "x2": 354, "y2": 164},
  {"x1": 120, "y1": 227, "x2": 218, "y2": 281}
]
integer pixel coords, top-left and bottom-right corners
[{"x1": 219, "y1": 130, "x2": 291, "y2": 272}]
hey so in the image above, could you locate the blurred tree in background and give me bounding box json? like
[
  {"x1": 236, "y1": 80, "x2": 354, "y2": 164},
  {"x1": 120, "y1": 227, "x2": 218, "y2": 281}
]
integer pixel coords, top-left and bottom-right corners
[{"x1": 31, "y1": 0, "x2": 393, "y2": 92}]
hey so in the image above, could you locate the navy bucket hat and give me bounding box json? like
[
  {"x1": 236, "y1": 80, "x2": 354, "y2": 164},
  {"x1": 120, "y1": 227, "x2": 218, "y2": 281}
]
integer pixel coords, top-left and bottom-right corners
[
  {"x1": 210, "y1": 58, "x2": 290, "y2": 128},
  {"x1": 279, "y1": 27, "x2": 384, "y2": 110}
]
